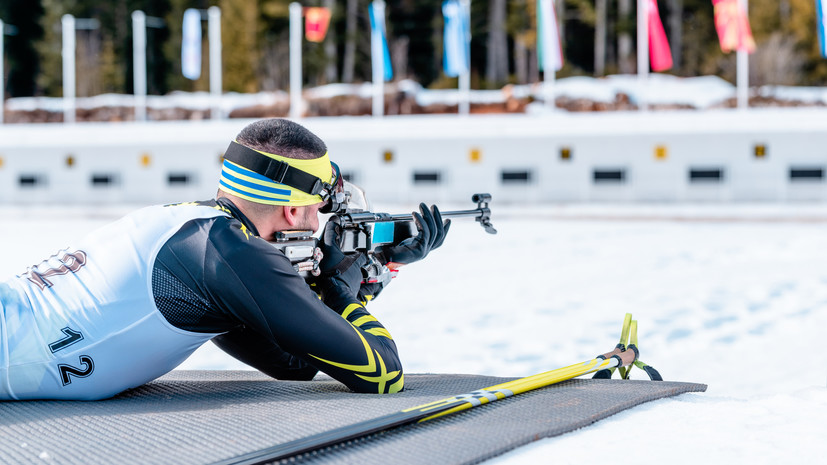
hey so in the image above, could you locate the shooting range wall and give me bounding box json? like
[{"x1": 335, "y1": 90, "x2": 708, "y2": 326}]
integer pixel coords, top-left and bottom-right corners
[{"x1": 1, "y1": 109, "x2": 826, "y2": 205}]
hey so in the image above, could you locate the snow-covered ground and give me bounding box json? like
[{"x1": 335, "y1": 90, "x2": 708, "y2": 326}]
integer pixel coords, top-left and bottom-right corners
[
  {"x1": 5, "y1": 73, "x2": 827, "y2": 116},
  {"x1": 1, "y1": 202, "x2": 826, "y2": 463}
]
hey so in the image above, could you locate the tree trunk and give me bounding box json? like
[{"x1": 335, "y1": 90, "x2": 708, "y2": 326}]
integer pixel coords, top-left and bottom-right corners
[
  {"x1": 5, "y1": 0, "x2": 45, "y2": 97},
  {"x1": 342, "y1": 0, "x2": 358, "y2": 83},
  {"x1": 391, "y1": 36, "x2": 408, "y2": 80},
  {"x1": 668, "y1": 0, "x2": 683, "y2": 71},
  {"x1": 220, "y1": 0, "x2": 258, "y2": 93},
  {"x1": 555, "y1": 0, "x2": 564, "y2": 47},
  {"x1": 76, "y1": 29, "x2": 102, "y2": 97},
  {"x1": 618, "y1": 0, "x2": 633, "y2": 74},
  {"x1": 779, "y1": 0, "x2": 791, "y2": 23},
  {"x1": 515, "y1": 36, "x2": 527, "y2": 84},
  {"x1": 323, "y1": 0, "x2": 338, "y2": 83},
  {"x1": 594, "y1": 0, "x2": 607, "y2": 75},
  {"x1": 486, "y1": 0, "x2": 508, "y2": 85}
]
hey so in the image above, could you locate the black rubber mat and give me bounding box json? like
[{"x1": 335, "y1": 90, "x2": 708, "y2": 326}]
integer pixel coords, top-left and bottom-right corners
[{"x1": 0, "y1": 371, "x2": 706, "y2": 465}]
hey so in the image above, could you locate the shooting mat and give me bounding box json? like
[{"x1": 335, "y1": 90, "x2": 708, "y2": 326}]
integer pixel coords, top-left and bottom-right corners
[{"x1": 0, "y1": 371, "x2": 706, "y2": 465}]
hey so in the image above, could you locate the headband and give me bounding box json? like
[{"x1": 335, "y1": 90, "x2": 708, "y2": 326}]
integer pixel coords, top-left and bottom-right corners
[{"x1": 218, "y1": 141, "x2": 334, "y2": 206}]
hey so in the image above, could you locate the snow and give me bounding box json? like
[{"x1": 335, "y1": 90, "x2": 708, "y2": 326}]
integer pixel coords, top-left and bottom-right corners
[
  {"x1": 605, "y1": 74, "x2": 737, "y2": 107},
  {"x1": 1, "y1": 202, "x2": 825, "y2": 464},
  {"x1": 5, "y1": 91, "x2": 286, "y2": 113},
  {"x1": 757, "y1": 85, "x2": 827, "y2": 104},
  {"x1": 5, "y1": 74, "x2": 827, "y2": 115}
]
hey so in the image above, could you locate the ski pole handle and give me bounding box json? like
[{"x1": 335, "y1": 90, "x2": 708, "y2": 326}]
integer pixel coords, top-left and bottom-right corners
[{"x1": 598, "y1": 346, "x2": 637, "y2": 368}]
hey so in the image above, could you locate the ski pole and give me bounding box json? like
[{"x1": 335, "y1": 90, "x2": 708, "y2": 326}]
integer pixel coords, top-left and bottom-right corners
[
  {"x1": 593, "y1": 312, "x2": 633, "y2": 379},
  {"x1": 212, "y1": 345, "x2": 638, "y2": 465},
  {"x1": 628, "y1": 319, "x2": 663, "y2": 381}
]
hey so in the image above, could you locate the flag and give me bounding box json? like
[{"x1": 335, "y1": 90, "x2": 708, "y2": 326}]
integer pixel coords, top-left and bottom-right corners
[
  {"x1": 442, "y1": 0, "x2": 470, "y2": 77},
  {"x1": 647, "y1": 0, "x2": 673, "y2": 71},
  {"x1": 712, "y1": 0, "x2": 755, "y2": 53},
  {"x1": 181, "y1": 8, "x2": 202, "y2": 80},
  {"x1": 368, "y1": 2, "x2": 393, "y2": 81},
  {"x1": 817, "y1": 0, "x2": 827, "y2": 58},
  {"x1": 537, "y1": 0, "x2": 563, "y2": 72},
  {"x1": 304, "y1": 7, "x2": 331, "y2": 43}
]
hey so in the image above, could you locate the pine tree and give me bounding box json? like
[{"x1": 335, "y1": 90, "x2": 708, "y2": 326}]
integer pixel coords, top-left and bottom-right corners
[
  {"x1": 785, "y1": 0, "x2": 827, "y2": 84},
  {"x1": 35, "y1": 0, "x2": 71, "y2": 97},
  {"x1": 2, "y1": 0, "x2": 46, "y2": 97},
  {"x1": 5, "y1": 0, "x2": 827, "y2": 103},
  {"x1": 221, "y1": 0, "x2": 259, "y2": 93},
  {"x1": 486, "y1": 0, "x2": 508, "y2": 85},
  {"x1": 133, "y1": 0, "x2": 173, "y2": 96}
]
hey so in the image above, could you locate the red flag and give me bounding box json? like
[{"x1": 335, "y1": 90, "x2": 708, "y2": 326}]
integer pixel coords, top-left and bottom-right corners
[
  {"x1": 712, "y1": 0, "x2": 755, "y2": 53},
  {"x1": 304, "y1": 7, "x2": 331, "y2": 43},
  {"x1": 647, "y1": 0, "x2": 673, "y2": 72}
]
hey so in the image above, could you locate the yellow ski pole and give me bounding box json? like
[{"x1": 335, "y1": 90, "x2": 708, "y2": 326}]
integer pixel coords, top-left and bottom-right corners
[{"x1": 214, "y1": 330, "x2": 639, "y2": 465}]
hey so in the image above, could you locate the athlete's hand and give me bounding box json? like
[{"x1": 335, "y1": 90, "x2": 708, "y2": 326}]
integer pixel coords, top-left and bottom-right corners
[
  {"x1": 374, "y1": 203, "x2": 451, "y2": 268},
  {"x1": 318, "y1": 216, "x2": 346, "y2": 274},
  {"x1": 318, "y1": 216, "x2": 366, "y2": 296},
  {"x1": 357, "y1": 281, "x2": 385, "y2": 304}
]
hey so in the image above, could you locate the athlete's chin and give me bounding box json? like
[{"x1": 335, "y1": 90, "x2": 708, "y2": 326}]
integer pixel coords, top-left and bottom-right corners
[{"x1": 294, "y1": 221, "x2": 319, "y2": 233}]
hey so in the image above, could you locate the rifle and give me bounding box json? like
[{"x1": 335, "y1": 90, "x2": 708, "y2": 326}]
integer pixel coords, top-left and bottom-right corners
[{"x1": 272, "y1": 184, "x2": 496, "y2": 284}]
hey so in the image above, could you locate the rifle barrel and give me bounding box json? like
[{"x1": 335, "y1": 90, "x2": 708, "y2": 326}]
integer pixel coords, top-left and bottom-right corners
[{"x1": 342, "y1": 208, "x2": 486, "y2": 225}]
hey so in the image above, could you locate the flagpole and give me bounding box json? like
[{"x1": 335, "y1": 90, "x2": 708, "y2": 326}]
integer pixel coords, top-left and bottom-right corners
[
  {"x1": 540, "y1": 0, "x2": 558, "y2": 112},
  {"x1": 62, "y1": 14, "x2": 76, "y2": 124},
  {"x1": 289, "y1": 2, "x2": 302, "y2": 119},
  {"x1": 636, "y1": 0, "x2": 648, "y2": 112},
  {"x1": 543, "y1": 0, "x2": 555, "y2": 114},
  {"x1": 458, "y1": 0, "x2": 471, "y2": 116},
  {"x1": 208, "y1": 6, "x2": 222, "y2": 119},
  {"x1": 132, "y1": 11, "x2": 147, "y2": 122},
  {"x1": 736, "y1": 0, "x2": 749, "y2": 110},
  {"x1": 371, "y1": 0, "x2": 386, "y2": 118},
  {"x1": 544, "y1": 64, "x2": 555, "y2": 112}
]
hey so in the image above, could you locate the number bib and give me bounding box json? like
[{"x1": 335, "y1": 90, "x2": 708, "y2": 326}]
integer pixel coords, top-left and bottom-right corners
[{"x1": 0, "y1": 204, "x2": 229, "y2": 400}]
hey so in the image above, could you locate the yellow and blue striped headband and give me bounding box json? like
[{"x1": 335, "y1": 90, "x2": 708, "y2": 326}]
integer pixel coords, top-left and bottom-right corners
[{"x1": 218, "y1": 141, "x2": 335, "y2": 206}]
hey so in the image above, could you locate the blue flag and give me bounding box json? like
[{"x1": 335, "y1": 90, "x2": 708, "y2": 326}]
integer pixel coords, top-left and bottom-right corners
[
  {"x1": 818, "y1": 0, "x2": 827, "y2": 58},
  {"x1": 442, "y1": 0, "x2": 470, "y2": 77},
  {"x1": 368, "y1": 2, "x2": 393, "y2": 82}
]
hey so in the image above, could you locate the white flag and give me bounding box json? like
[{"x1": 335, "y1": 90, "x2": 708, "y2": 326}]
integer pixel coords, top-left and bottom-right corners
[
  {"x1": 182, "y1": 8, "x2": 202, "y2": 80},
  {"x1": 537, "y1": 0, "x2": 563, "y2": 72}
]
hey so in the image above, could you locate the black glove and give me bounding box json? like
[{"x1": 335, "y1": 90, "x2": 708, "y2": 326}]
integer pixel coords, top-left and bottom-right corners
[
  {"x1": 318, "y1": 216, "x2": 367, "y2": 298},
  {"x1": 357, "y1": 281, "x2": 386, "y2": 304},
  {"x1": 374, "y1": 203, "x2": 451, "y2": 266}
]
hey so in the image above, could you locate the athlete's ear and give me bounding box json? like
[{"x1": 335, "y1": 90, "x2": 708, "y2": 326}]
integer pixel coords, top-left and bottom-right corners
[{"x1": 283, "y1": 205, "x2": 300, "y2": 227}]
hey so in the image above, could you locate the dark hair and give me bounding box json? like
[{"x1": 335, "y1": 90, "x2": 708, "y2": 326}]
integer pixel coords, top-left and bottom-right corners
[{"x1": 235, "y1": 118, "x2": 327, "y2": 160}]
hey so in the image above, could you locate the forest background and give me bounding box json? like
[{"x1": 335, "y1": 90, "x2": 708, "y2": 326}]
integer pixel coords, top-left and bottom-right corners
[{"x1": 1, "y1": 0, "x2": 825, "y2": 101}]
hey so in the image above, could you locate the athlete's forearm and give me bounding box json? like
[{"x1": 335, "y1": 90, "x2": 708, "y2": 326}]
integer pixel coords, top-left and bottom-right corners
[
  {"x1": 212, "y1": 327, "x2": 319, "y2": 381},
  {"x1": 295, "y1": 288, "x2": 403, "y2": 393}
]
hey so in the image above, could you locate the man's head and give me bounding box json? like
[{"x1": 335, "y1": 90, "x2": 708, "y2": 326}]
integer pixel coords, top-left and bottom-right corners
[
  {"x1": 216, "y1": 119, "x2": 333, "y2": 239},
  {"x1": 235, "y1": 118, "x2": 327, "y2": 161}
]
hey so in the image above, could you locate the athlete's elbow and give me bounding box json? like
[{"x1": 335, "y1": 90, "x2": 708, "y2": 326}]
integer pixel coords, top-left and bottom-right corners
[
  {"x1": 343, "y1": 367, "x2": 404, "y2": 394},
  {"x1": 387, "y1": 371, "x2": 404, "y2": 393}
]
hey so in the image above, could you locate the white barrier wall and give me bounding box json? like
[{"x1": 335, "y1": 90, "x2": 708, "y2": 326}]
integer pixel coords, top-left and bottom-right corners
[{"x1": 1, "y1": 109, "x2": 826, "y2": 205}]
